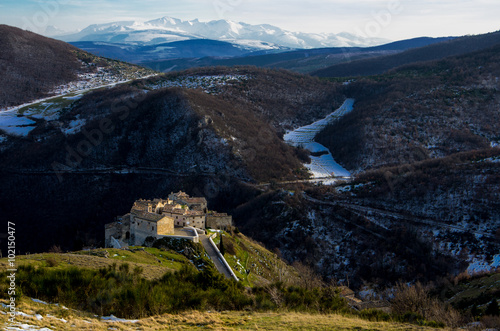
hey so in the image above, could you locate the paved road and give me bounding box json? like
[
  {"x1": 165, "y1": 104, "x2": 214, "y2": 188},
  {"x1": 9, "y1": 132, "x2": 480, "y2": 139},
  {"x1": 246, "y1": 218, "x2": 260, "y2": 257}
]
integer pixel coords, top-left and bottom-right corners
[{"x1": 199, "y1": 234, "x2": 233, "y2": 279}]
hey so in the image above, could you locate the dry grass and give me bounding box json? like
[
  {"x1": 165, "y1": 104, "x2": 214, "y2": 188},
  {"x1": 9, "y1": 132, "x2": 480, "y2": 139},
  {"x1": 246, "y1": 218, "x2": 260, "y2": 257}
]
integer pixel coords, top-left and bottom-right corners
[{"x1": 0, "y1": 299, "x2": 446, "y2": 331}]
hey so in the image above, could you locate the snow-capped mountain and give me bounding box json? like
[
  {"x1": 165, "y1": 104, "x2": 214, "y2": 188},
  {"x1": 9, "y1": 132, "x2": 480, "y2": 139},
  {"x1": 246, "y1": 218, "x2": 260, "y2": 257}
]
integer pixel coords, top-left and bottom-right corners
[{"x1": 57, "y1": 16, "x2": 389, "y2": 49}]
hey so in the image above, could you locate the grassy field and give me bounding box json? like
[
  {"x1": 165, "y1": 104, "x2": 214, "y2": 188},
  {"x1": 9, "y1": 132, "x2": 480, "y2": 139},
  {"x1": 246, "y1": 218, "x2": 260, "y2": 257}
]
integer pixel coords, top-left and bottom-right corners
[
  {"x1": 0, "y1": 298, "x2": 443, "y2": 330},
  {"x1": 0, "y1": 247, "x2": 190, "y2": 280}
]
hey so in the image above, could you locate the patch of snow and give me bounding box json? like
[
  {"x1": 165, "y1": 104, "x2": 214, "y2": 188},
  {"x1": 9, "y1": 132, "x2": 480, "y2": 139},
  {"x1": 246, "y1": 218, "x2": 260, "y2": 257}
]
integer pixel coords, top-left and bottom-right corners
[
  {"x1": 61, "y1": 118, "x2": 86, "y2": 135},
  {"x1": 467, "y1": 254, "x2": 500, "y2": 275},
  {"x1": 148, "y1": 75, "x2": 248, "y2": 93},
  {"x1": 492, "y1": 254, "x2": 500, "y2": 269},
  {"x1": 46, "y1": 314, "x2": 67, "y2": 323},
  {"x1": 0, "y1": 111, "x2": 37, "y2": 136},
  {"x1": 63, "y1": 94, "x2": 84, "y2": 100},
  {"x1": 31, "y1": 298, "x2": 48, "y2": 305},
  {"x1": 284, "y1": 99, "x2": 354, "y2": 180},
  {"x1": 101, "y1": 314, "x2": 139, "y2": 323},
  {"x1": 4, "y1": 324, "x2": 53, "y2": 330}
]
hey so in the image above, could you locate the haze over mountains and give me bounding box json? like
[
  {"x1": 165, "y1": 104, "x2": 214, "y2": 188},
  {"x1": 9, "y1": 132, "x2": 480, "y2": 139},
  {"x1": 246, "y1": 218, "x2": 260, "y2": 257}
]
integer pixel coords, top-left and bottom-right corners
[{"x1": 56, "y1": 16, "x2": 389, "y2": 49}]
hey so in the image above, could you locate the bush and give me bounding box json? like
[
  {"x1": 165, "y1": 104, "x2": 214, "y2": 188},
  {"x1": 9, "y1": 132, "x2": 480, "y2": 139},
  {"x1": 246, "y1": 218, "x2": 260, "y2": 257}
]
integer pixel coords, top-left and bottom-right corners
[
  {"x1": 45, "y1": 257, "x2": 58, "y2": 267},
  {"x1": 358, "y1": 309, "x2": 391, "y2": 322},
  {"x1": 391, "y1": 282, "x2": 464, "y2": 328}
]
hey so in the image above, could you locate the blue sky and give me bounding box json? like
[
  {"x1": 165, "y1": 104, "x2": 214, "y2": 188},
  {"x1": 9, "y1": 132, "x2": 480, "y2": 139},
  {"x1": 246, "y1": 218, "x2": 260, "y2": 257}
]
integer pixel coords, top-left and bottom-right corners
[{"x1": 0, "y1": 0, "x2": 499, "y2": 40}]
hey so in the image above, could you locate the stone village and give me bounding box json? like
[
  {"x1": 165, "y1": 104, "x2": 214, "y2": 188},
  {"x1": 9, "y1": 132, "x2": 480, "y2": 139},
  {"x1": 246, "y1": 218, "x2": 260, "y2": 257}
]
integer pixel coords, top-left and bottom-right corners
[{"x1": 105, "y1": 191, "x2": 233, "y2": 248}]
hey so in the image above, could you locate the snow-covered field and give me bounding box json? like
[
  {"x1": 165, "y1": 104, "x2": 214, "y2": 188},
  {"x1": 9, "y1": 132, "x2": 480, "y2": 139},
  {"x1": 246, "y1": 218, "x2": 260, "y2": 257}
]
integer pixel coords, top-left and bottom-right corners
[
  {"x1": 0, "y1": 66, "x2": 156, "y2": 139},
  {"x1": 148, "y1": 74, "x2": 248, "y2": 93},
  {"x1": 0, "y1": 109, "x2": 37, "y2": 136},
  {"x1": 284, "y1": 99, "x2": 354, "y2": 179}
]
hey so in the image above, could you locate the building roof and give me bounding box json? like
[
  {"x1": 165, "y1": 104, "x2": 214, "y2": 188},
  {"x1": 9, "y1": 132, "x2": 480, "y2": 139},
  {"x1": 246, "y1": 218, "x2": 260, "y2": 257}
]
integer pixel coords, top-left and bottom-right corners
[
  {"x1": 186, "y1": 210, "x2": 204, "y2": 216},
  {"x1": 132, "y1": 200, "x2": 150, "y2": 211},
  {"x1": 131, "y1": 210, "x2": 167, "y2": 223},
  {"x1": 172, "y1": 191, "x2": 189, "y2": 199}
]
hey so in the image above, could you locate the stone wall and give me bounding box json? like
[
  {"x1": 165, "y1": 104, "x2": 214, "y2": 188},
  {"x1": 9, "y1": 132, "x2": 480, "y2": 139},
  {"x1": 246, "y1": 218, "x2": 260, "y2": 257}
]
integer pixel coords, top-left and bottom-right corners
[
  {"x1": 206, "y1": 214, "x2": 232, "y2": 230},
  {"x1": 157, "y1": 216, "x2": 174, "y2": 235},
  {"x1": 104, "y1": 215, "x2": 130, "y2": 248}
]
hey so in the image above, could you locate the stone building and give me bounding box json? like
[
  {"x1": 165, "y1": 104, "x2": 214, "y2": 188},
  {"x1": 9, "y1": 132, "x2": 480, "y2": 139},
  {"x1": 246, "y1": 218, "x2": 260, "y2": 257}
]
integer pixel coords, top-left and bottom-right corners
[
  {"x1": 104, "y1": 208, "x2": 174, "y2": 248},
  {"x1": 105, "y1": 191, "x2": 232, "y2": 248}
]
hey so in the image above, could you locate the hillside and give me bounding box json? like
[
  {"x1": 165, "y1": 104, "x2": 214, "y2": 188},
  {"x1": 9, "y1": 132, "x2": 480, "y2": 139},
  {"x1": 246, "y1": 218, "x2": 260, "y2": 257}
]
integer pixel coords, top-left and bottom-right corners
[
  {"x1": 226, "y1": 42, "x2": 500, "y2": 289},
  {"x1": 0, "y1": 232, "x2": 473, "y2": 330},
  {"x1": 0, "y1": 25, "x2": 153, "y2": 109},
  {"x1": 316, "y1": 44, "x2": 500, "y2": 171},
  {"x1": 0, "y1": 64, "x2": 346, "y2": 255},
  {"x1": 143, "y1": 37, "x2": 453, "y2": 74},
  {"x1": 0, "y1": 230, "x2": 301, "y2": 287},
  {"x1": 312, "y1": 30, "x2": 500, "y2": 77}
]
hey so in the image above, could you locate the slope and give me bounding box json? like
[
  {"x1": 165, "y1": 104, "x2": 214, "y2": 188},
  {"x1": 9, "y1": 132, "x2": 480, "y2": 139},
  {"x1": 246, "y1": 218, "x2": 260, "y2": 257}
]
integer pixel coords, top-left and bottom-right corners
[
  {"x1": 143, "y1": 37, "x2": 453, "y2": 74},
  {"x1": 316, "y1": 44, "x2": 500, "y2": 171},
  {"x1": 0, "y1": 25, "x2": 153, "y2": 109},
  {"x1": 0, "y1": 65, "x2": 345, "y2": 255},
  {"x1": 312, "y1": 30, "x2": 500, "y2": 77}
]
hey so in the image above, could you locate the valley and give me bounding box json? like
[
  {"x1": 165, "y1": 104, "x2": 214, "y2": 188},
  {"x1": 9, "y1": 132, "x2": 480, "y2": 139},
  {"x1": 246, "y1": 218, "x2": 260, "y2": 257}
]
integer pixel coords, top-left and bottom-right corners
[
  {"x1": 1, "y1": 24, "x2": 499, "y2": 330},
  {"x1": 284, "y1": 98, "x2": 354, "y2": 182}
]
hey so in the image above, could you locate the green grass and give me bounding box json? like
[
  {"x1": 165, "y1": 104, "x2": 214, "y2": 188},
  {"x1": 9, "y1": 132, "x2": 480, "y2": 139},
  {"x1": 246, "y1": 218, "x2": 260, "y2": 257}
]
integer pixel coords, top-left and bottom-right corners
[
  {"x1": 216, "y1": 231, "x2": 299, "y2": 287},
  {"x1": 0, "y1": 247, "x2": 195, "y2": 280},
  {"x1": 442, "y1": 272, "x2": 500, "y2": 314}
]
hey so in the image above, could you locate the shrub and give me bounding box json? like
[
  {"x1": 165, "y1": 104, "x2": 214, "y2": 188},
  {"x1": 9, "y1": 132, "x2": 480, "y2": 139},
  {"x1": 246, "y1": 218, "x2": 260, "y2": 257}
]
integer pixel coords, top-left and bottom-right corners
[
  {"x1": 392, "y1": 282, "x2": 465, "y2": 328},
  {"x1": 358, "y1": 308, "x2": 391, "y2": 322},
  {"x1": 45, "y1": 257, "x2": 58, "y2": 267}
]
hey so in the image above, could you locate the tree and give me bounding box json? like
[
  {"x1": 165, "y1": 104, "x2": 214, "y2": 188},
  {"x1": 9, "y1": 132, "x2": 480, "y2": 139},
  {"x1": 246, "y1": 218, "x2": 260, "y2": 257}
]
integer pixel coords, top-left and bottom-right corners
[
  {"x1": 485, "y1": 299, "x2": 500, "y2": 316},
  {"x1": 219, "y1": 235, "x2": 225, "y2": 256}
]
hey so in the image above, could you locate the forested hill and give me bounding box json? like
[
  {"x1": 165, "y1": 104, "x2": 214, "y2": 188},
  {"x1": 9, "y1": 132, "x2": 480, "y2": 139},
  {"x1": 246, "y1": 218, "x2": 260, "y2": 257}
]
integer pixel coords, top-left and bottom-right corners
[
  {"x1": 316, "y1": 43, "x2": 500, "y2": 171},
  {"x1": 312, "y1": 30, "x2": 500, "y2": 77},
  {"x1": 0, "y1": 25, "x2": 151, "y2": 109}
]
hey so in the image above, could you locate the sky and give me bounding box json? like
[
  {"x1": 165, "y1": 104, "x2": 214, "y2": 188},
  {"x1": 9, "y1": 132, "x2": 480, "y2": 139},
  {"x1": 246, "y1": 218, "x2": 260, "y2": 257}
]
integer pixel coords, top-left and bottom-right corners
[{"x1": 0, "y1": 0, "x2": 499, "y2": 41}]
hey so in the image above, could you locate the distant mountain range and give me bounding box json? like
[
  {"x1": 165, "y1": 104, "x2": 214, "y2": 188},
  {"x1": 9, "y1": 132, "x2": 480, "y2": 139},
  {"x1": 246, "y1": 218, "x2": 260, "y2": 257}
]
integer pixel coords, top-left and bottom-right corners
[
  {"x1": 313, "y1": 30, "x2": 500, "y2": 77},
  {"x1": 56, "y1": 16, "x2": 389, "y2": 50},
  {"x1": 142, "y1": 36, "x2": 455, "y2": 73}
]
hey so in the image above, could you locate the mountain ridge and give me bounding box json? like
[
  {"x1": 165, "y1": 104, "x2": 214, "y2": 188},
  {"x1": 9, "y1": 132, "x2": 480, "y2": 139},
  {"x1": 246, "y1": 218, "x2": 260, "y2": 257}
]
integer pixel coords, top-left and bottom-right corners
[
  {"x1": 313, "y1": 29, "x2": 500, "y2": 77},
  {"x1": 56, "y1": 16, "x2": 389, "y2": 49}
]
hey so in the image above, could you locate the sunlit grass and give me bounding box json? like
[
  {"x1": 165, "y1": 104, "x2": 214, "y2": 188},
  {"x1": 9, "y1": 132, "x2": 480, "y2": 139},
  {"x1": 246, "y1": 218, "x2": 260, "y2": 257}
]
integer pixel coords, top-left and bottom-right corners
[{"x1": 0, "y1": 299, "x2": 445, "y2": 331}]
